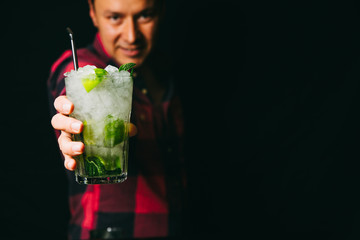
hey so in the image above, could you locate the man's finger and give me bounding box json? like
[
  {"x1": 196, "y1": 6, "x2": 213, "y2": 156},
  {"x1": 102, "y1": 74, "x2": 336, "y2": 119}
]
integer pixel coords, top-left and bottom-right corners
[
  {"x1": 64, "y1": 154, "x2": 77, "y2": 171},
  {"x1": 54, "y1": 95, "x2": 74, "y2": 115},
  {"x1": 58, "y1": 131, "x2": 84, "y2": 156},
  {"x1": 129, "y1": 123, "x2": 137, "y2": 137},
  {"x1": 51, "y1": 113, "x2": 83, "y2": 134}
]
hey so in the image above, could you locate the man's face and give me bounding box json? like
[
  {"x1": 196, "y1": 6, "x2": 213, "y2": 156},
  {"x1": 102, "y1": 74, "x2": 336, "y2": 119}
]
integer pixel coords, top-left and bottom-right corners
[{"x1": 89, "y1": 0, "x2": 160, "y2": 67}]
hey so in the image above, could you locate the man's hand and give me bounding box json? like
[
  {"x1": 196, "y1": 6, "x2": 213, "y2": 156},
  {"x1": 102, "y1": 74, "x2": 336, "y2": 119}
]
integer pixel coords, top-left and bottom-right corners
[{"x1": 51, "y1": 95, "x2": 137, "y2": 171}]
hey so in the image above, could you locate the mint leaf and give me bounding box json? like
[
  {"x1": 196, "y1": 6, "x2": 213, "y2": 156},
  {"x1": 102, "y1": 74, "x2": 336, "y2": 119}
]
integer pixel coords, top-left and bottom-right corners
[
  {"x1": 119, "y1": 63, "x2": 136, "y2": 72},
  {"x1": 85, "y1": 156, "x2": 106, "y2": 176}
]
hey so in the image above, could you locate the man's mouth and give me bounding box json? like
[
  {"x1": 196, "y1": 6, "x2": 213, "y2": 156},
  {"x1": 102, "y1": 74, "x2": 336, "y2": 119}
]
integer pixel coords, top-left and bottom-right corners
[{"x1": 118, "y1": 46, "x2": 143, "y2": 57}]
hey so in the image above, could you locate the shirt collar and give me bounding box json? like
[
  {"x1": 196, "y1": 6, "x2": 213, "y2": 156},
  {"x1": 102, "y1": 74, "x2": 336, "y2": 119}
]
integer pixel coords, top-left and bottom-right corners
[{"x1": 92, "y1": 33, "x2": 116, "y2": 66}]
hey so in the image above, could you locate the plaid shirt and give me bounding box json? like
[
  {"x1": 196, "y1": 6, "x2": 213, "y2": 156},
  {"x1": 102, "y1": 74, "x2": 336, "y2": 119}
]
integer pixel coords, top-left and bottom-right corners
[{"x1": 48, "y1": 34, "x2": 186, "y2": 240}]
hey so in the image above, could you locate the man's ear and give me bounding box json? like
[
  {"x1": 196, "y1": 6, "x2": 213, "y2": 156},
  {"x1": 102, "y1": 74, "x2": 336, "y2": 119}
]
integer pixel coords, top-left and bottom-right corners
[{"x1": 88, "y1": 0, "x2": 98, "y2": 27}]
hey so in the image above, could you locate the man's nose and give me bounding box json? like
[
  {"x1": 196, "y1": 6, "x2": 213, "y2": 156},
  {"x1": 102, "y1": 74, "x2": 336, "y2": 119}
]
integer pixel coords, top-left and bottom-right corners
[{"x1": 123, "y1": 18, "x2": 137, "y2": 44}]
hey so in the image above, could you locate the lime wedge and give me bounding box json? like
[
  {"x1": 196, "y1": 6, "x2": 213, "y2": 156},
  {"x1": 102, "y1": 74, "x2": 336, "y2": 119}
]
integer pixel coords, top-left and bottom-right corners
[
  {"x1": 104, "y1": 115, "x2": 126, "y2": 147},
  {"x1": 82, "y1": 68, "x2": 108, "y2": 92},
  {"x1": 115, "y1": 156, "x2": 122, "y2": 170},
  {"x1": 82, "y1": 120, "x2": 95, "y2": 145}
]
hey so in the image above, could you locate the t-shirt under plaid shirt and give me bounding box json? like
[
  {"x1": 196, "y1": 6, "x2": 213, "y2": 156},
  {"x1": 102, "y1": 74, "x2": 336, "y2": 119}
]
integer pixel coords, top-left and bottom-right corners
[{"x1": 47, "y1": 34, "x2": 186, "y2": 240}]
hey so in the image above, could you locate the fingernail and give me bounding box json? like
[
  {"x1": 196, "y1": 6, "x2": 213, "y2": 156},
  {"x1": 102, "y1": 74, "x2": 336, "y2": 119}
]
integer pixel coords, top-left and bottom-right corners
[
  {"x1": 63, "y1": 103, "x2": 71, "y2": 113},
  {"x1": 68, "y1": 160, "x2": 76, "y2": 170},
  {"x1": 65, "y1": 160, "x2": 69, "y2": 169},
  {"x1": 71, "y1": 122, "x2": 81, "y2": 132},
  {"x1": 72, "y1": 143, "x2": 82, "y2": 153},
  {"x1": 65, "y1": 160, "x2": 71, "y2": 169},
  {"x1": 65, "y1": 160, "x2": 76, "y2": 170}
]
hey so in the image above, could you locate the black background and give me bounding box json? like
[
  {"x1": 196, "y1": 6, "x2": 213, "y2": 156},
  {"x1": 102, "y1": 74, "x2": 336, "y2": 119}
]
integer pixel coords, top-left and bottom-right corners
[{"x1": 4, "y1": 0, "x2": 360, "y2": 239}]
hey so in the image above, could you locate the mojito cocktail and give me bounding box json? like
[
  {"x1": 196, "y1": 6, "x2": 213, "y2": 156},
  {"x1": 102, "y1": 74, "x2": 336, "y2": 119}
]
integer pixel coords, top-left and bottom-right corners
[{"x1": 64, "y1": 64, "x2": 134, "y2": 184}]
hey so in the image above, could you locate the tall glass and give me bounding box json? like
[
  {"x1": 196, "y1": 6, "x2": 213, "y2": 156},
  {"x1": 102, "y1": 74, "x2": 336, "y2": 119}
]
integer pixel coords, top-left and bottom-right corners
[{"x1": 64, "y1": 65, "x2": 133, "y2": 184}]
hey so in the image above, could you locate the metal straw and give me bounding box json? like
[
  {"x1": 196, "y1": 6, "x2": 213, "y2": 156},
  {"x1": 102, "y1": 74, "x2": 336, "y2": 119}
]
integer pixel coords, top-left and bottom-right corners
[{"x1": 66, "y1": 27, "x2": 79, "y2": 71}]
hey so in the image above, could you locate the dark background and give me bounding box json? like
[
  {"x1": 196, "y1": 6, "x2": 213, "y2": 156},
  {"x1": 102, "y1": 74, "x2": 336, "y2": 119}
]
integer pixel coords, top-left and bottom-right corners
[{"x1": 3, "y1": 0, "x2": 360, "y2": 239}]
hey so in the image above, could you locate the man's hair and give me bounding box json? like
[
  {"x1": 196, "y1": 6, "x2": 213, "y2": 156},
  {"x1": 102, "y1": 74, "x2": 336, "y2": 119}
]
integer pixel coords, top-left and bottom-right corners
[{"x1": 90, "y1": 0, "x2": 165, "y2": 10}]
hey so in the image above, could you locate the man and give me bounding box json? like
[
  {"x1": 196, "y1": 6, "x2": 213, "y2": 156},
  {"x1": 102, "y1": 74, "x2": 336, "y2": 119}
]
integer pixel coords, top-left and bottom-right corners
[{"x1": 49, "y1": 0, "x2": 186, "y2": 239}]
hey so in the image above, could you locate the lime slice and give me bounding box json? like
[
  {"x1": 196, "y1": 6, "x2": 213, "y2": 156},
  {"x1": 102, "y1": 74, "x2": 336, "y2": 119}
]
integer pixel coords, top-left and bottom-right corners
[
  {"x1": 104, "y1": 115, "x2": 126, "y2": 147},
  {"x1": 104, "y1": 156, "x2": 122, "y2": 171},
  {"x1": 82, "y1": 68, "x2": 108, "y2": 92},
  {"x1": 115, "y1": 156, "x2": 122, "y2": 170},
  {"x1": 82, "y1": 120, "x2": 95, "y2": 145}
]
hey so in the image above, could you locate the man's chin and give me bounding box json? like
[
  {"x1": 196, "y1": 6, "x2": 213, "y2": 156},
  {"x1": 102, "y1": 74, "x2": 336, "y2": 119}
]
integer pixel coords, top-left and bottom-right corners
[{"x1": 114, "y1": 58, "x2": 141, "y2": 68}]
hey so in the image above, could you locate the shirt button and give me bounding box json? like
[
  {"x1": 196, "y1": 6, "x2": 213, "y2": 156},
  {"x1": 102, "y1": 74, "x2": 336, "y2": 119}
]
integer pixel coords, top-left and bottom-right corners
[
  {"x1": 142, "y1": 88, "x2": 148, "y2": 95},
  {"x1": 140, "y1": 113, "x2": 146, "y2": 121}
]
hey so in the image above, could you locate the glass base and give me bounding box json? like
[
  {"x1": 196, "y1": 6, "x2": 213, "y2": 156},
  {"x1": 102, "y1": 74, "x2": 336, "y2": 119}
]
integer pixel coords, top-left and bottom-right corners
[{"x1": 76, "y1": 173, "x2": 127, "y2": 184}]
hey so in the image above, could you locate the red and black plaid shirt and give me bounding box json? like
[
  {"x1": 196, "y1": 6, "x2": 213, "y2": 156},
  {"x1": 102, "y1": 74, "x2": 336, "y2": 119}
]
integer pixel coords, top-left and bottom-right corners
[{"x1": 48, "y1": 34, "x2": 186, "y2": 240}]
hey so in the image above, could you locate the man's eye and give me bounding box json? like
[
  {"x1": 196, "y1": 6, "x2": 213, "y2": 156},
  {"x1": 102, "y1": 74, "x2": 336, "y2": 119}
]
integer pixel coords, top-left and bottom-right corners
[
  {"x1": 138, "y1": 11, "x2": 155, "y2": 23},
  {"x1": 108, "y1": 15, "x2": 122, "y2": 23}
]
